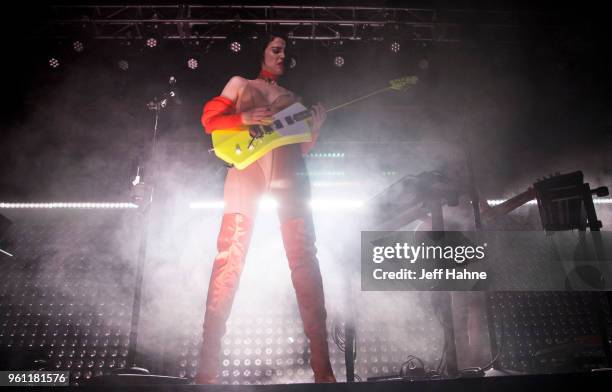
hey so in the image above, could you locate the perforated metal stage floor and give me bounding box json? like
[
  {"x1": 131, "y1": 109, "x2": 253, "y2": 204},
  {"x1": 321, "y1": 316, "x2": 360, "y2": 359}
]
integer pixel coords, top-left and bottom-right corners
[{"x1": 7, "y1": 371, "x2": 610, "y2": 392}]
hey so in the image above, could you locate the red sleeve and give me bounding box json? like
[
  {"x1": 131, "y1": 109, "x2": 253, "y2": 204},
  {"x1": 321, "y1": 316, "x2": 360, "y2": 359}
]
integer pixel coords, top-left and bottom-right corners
[{"x1": 201, "y1": 96, "x2": 244, "y2": 134}]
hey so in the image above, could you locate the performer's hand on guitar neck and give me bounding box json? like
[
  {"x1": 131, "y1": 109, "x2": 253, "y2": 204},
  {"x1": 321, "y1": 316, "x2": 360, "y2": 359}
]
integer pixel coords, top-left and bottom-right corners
[
  {"x1": 241, "y1": 106, "x2": 274, "y2": 126},
  {"x1": 310, "y1": 102, "x2": 326, "y2": 132}
]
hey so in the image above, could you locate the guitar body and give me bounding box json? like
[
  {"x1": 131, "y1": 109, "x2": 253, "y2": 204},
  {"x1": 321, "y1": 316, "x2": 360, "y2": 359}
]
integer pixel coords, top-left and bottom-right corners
[
  {"x1": 212, "y1": 102, "x2": 312, "y2": 170},
  {"x1": 210, "y1": 76, "x2": 418, "y2": 169}
]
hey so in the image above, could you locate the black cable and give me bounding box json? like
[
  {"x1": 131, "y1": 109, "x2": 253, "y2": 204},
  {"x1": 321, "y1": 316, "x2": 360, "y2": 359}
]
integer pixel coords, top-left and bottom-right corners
[
  {"x1": 456, "y1": 315, "x2": 506, "y2": 377},
  {"x1": 331, "y1": 319, "x2": 346, "y2": 352},
  {"x1": 436, "y1": 337, "x2": 447, "y2": 374},
  {"x1": 429, "y1": 293, "x2": 449, "y2": 376},
  {"x1": 480, "y1": 316, "x2": 505, "y2": 371},
  {"x1": 399, "y1": 355, "x2": 426, "y2": 377}
]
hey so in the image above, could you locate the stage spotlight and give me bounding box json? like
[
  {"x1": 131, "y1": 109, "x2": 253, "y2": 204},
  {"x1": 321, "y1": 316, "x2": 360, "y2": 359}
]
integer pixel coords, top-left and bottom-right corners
[
  {"x1": 146, "y1": 37, "x2": 157, "y2": 48},
  {"x1": 49, "y1": 58, "x2": 60, "y2": 68},
  {"x1": 390, "y1": 41, "x2": 401, "y2": 53},
  {"x1": 288, "y1": 57, "x2": 297, "y2": 69},
  {"x1": 418, "y1": 58, "x2": 429, "y2": 70},
  {"x1": 73, "y1": 41, "x2": 84, "y2": 53},
  {"x1": 333, "y1": 56, "x2": 345, "y2": 68},
  {"x1": 229, "y1": 41, "x2": 242, "y2": 53},
  {"x1": 117, "y1": 60, "x2": 129, "y2": 71},
  {"x1": 187, "y1": 58, "x2": 198, "y2": 70}
]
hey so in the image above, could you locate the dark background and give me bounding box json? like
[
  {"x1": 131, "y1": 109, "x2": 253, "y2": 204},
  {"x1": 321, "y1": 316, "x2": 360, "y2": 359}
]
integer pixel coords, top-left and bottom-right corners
[{"x1": 0, "y1": 1, "x2": 610, "y2": 203}]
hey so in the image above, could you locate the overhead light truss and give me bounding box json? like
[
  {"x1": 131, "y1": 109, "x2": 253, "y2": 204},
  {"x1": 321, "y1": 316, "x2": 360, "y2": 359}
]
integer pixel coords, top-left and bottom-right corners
[{"x1": 34, "y1": 5, "x2": 581, "y2": 45}]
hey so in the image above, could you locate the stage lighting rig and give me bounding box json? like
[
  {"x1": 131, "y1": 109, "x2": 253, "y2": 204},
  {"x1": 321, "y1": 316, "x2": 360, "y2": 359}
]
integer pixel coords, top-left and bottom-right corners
[
  {"x1": 229, "y1": 40, "x2": 242, "y2": 53},
  {"x1": 118, "y1": 60, "x2": 129, "y2": 71},
  {"x1": 288, "y1": 57, "x2": 297, "y2": 69},
  {"x1": 145, "y1": 37, "x2": 158, "y2": 48},
  {"x1": 418, "y1": 58, "x2": 430, "y2": 70},
  {"x1": 390, "y1": 41, "x2": 401, "y2": 53},
  {"x1": 187, "y1": 58, "x2": 198, "y2": 70},
  {"x1": 73, "y1": 40, "x2": 84, "y2": 53}
]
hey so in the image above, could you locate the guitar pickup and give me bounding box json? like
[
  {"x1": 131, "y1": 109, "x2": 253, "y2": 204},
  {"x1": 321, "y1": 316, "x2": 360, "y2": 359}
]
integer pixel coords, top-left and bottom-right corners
[
  {"x1": 273, "y1": 119, "x2": 283, "y2": 129},
  {"x1": 263, "y1": 125, "x2": 274, "y2": 133},
  {"x1": 284, "y1": 116, "x2": 295, "y2": 125}
]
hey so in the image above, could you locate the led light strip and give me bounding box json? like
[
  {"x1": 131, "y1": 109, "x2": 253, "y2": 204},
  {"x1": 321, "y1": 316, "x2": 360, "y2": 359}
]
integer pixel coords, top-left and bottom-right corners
[
  {"x1": 487, "y1": 198, "x2": 612, "y2": 206},
  {"x1": 3, "y1": 199, "x2": 608, "y2": 210},
  {"x1": 0, "y1": 202, "x2": 138, "y2": 209}
]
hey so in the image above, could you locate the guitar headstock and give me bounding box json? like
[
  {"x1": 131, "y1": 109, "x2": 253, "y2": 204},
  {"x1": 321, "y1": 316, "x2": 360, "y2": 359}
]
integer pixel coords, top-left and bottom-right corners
[{"x1": 389, "y1": 76, "x2": 419, "y2": 91}]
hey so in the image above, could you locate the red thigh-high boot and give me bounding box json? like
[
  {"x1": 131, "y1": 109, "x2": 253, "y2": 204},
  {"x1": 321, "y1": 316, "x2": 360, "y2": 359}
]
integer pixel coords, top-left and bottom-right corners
[
  {"x1": 195, "y1": 213, "x2": 253, "y2": 384},
  {"x1": 281, "y1": 217, "x2": 336, "y2": 383}
]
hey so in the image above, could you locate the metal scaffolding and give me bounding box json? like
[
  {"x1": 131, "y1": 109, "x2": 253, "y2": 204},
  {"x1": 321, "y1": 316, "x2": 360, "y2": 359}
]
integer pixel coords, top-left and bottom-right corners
[{"x1": 35, "y1": 4, "x2": 582, "y2": 45}]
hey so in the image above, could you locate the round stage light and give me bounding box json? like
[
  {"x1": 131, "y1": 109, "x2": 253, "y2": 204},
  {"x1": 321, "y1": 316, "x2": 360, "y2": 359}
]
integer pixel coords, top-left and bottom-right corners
[
  {"x1": 333, "y1": 56, "x2": 345, "y2": 68},
  {"x1": 146, "y1": 37, "x2": 157, "y2": 48},
  {"x1": 390, "y1": 41, "x2": 400, "y2": 53},
  {"x1": 117, "y1": 60, "x2": 129, "y2": 71},
  {"x1": 73, "y1": 41, "x2": 84, "y2": 53},
  {"x1": 49, "y1": 58, "x2": 60, "y2": 68},
  {"x1": 187, "y1": 58, "x2": 198, "y2": 70},
  {"x1": 229, "y1": 41, "x2": 242, "y2": 53}
]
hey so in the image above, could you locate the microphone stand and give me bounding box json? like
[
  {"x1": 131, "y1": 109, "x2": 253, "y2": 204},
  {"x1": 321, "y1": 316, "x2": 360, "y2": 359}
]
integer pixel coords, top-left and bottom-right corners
[
  {"x1": 91, "y1": 85, "x2": 191, "y2": 386},
  {"x1": 122, "y1": 80, "x2": 178, "y2": 375}
]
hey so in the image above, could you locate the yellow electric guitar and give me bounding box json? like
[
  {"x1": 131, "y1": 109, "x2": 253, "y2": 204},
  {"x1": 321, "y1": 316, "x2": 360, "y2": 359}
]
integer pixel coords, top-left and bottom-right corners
[{"x1": 211, "y1": 76, "x2": 418, "y2": 170}]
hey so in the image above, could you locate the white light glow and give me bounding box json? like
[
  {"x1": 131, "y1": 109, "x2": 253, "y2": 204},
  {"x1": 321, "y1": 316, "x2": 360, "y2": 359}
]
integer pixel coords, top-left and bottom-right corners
[
  {"x1": 258, "y1": 196, "x2": 278, "y2": 209},
  {"x1": 189, "y1": 201, "x2": 225, "y2": 209},
  {"x1": 309, "y1": 199, "x2": 364, "y2": 210}
]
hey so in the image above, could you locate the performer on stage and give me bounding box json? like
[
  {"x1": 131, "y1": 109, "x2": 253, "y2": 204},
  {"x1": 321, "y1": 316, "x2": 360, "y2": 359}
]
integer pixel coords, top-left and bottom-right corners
[{"x1": 195, "y1": 34, "x2": 336, "y2": 384}]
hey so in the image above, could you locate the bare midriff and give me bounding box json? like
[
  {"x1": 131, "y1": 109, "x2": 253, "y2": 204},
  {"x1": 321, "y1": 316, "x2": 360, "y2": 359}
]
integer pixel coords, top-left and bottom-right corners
[{"x1": 224, "y1": 79, "x2": 311, "y2": 222}]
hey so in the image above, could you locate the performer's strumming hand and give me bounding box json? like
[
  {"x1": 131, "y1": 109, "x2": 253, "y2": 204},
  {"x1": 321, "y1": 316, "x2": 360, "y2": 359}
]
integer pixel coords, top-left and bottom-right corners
[
  {"x1": 310, "y1": 102, "x2": 326, "y2": 132},
  {"x1": 241, "y1": 106, "x2": 274, "y2": 126}
]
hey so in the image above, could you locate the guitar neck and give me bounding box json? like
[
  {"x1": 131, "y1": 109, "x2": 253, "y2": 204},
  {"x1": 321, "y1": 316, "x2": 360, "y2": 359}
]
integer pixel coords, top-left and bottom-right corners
[
  {"x1": 295, "y1": 86, "x2": 396, "y2": 120},
  {"x1": 325, "y1": 86, "x2": 394, "y2": 113},
  {"x1": 291, "y1": 77, "x2": 414, "y2": 120}
]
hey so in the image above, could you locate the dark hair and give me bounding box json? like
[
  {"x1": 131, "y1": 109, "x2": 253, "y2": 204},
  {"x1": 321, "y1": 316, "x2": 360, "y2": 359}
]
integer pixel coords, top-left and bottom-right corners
[{"x1": 256, "y1": 33, "x2": 289, "y2": 64}]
